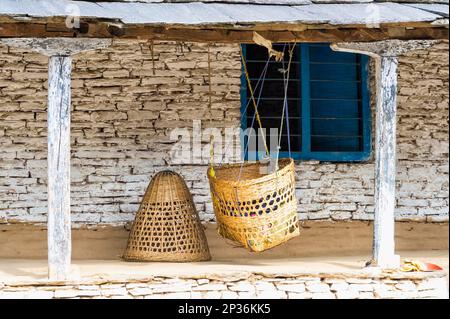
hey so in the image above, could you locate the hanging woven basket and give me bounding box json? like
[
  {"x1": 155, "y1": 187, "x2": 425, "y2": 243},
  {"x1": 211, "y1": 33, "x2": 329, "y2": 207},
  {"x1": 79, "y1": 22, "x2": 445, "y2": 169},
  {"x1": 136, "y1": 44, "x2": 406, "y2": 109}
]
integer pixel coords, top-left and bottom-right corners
[
  {"x1": 123, "y1": 171, "x2": 211, "y2": 262},
  {"x1": 207, "y1": 158, "x2": 300, "y2": 252}
]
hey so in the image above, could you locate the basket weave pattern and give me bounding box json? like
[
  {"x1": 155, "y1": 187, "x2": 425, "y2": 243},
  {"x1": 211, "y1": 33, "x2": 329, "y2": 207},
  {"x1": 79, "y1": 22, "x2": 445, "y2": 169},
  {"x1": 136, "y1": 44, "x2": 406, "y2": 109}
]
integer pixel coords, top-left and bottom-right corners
[
  {"x1": 123, "y1": 171, "x2": 211, "y2": 262},
  {"x1": 208, "y1": 158, "x2": 300, "y2": 252}
]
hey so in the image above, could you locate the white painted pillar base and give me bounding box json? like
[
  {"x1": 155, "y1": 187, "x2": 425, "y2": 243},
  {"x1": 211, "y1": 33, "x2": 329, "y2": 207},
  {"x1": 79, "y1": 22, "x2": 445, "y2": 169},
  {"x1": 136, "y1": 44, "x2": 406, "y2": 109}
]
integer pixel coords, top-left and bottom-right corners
[{"x1": 331, "y1": 40, "x2": 437, "y2": 269}]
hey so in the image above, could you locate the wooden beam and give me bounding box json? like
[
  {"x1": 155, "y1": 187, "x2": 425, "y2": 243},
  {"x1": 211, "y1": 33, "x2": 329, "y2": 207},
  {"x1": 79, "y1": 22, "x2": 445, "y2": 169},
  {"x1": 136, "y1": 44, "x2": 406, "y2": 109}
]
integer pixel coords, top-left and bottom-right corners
[
  {"x1": 0, "y1": 38, "x2": 112, "y2": 56},
  {"x1": 47, "y1": 55, "x2": 72, "y2": 281},
  {"x1": 0, "y1": 20, "x2": 448, "y2": 43},
  {"x1": 331, "y1": 40, "x2": 438, "y2": 269}
]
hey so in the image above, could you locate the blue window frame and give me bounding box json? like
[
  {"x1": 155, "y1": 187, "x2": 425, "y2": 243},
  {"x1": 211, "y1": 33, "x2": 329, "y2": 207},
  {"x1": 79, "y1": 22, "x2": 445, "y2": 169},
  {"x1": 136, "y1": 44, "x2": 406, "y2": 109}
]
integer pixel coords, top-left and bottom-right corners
[{"x1": 241, "y1": 43, "x2": 371, "y2": 162}]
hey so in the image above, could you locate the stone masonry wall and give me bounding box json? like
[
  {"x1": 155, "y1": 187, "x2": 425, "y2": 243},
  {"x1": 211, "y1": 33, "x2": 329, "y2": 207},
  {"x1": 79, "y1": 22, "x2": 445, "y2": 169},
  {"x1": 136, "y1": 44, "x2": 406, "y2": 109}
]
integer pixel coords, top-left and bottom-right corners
[
  {"x1": 0, "y1": 40, "x2": 448, "y2": 224},
  {"x1": 0, "y1": 273, "x2": 448, "y2": 299}
]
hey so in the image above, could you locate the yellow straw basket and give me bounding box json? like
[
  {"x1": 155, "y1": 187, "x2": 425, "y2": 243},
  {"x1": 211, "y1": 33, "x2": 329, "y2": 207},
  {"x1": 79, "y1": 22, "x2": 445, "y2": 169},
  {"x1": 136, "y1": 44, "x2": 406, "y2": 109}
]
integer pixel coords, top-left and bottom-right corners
[{"x1": 207, "y1": 158, "x2": 300, "y2": 252}]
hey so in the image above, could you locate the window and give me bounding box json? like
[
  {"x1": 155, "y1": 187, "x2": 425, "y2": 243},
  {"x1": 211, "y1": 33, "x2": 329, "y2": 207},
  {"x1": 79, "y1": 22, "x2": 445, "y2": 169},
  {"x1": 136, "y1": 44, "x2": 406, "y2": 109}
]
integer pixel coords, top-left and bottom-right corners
[{"x1": 241, "y1": 43, "x2": 371, "y2": 162}]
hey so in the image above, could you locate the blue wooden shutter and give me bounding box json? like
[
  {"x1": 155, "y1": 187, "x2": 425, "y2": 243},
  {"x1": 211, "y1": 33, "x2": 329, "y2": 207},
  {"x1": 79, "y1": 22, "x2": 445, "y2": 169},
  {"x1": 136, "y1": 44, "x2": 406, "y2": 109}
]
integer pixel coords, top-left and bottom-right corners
[
  {"x1": 241, "y1": 43, "x2": 371, "y2": 162},
  {"x1": 303, "y1": 43, "x2": 371, "y2": 161}
]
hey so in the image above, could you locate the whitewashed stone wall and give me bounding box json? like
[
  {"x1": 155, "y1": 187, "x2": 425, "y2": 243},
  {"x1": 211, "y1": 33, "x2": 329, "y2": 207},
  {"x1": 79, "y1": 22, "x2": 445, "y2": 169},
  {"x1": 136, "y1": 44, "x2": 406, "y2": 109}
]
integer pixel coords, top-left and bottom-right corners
[
  {"x1": 0, "y1": 273, "x2": 448, "y2": 299},
  {"x1": 0, "y1": 40, "x2": 448, "y2": 224}
]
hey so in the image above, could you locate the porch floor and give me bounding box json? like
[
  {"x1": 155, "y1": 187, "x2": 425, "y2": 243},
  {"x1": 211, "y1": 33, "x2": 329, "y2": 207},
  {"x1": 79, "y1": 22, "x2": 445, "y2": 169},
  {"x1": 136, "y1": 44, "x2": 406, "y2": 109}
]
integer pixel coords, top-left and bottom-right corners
[
  {"x1": 0, "y1": 221, "x2": 448, "y2": 285},
  {"x1": 1, "y1": 250, "x2": 447, "y2": 285}
]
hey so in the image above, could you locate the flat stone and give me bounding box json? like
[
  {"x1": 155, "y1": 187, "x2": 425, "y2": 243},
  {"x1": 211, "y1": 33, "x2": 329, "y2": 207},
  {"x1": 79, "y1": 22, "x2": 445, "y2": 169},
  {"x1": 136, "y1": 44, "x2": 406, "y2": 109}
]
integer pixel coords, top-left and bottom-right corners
[
  {"x1": 238, "y1": 291, "x2": 257, "y2": 299},
  {"x1": 346, "y1": 278, "x2": 374, "y2": 284},
  {"x1": 416, "y1": 278, "x2": 447, "y2": 291},
  {"x1": 228, "y1": 282, "x2": 256, "y2": 292},
  {"x1": 78, "y1": 285, "x2": 100, "y2": 290},
  {"x1": 324, "y1": 279, "x2": 347, "y2": 284},
  {"x1": 257, "y1": 291, "x2": 287, "y2": 299},
  {"x1": 330, "y1": 282, "x2": 349, "y2": 292},
  {"x1": 276, "y1": 283, "x2": 306, "y2": 293},
  {"x1": 54, "y1": 289, "x2": 83, "y2": 298},
  {"x1": 202, "y1": 291, "x2": 223, "y2": 299},
  {"x1": 373, "y1": 287, "x2": 399, "y2": 299},
  {"x1": 190, "y1": 291, "x2": 203, "y2": 299},
  {"x1": 74, "y1": 290, "x2": 102, "y2": 297},
  {"x1": 396, "y1": 291, "x2": 419, "y2": 299},
  {"x1": 101, "y1": 288, "x2": 129, "y2": 296},
  {"x1": 297, "y1": 277, "x2": 321, "y2": 282},
  {"x1": 358, "y1": 292, "x2": 375, "y2": 299},
  {"x1": 336, "y1": 290, "x2": 360, "y2": 299},
  {"x1": 125, "y1": 283, "x2": 149, "y2": 289},
  {"x1": 418, "y1": 289, "x2": 447, "y2": 299},
  {"x1": 254, "y1": 282, "x2": 277, "y2": 291},
  {"x1": 192, "y1": 284, "x2": 227, "y2": 291},
  {"x1": 0, "y1": 291, "x2": 28, "y2": 299},
  {"x1": 221, "y1": 291, "x2": 239, "y2": 298},
  {"x1": 394, "y1": 281, "x2": 416, "y2": 292},
  {"x1": 312, "y1": 292, "x2": 336, "y2": 299},
  {"x1": 111, "y1": 295, "x2": 134, "y2": 299},
  {"x1": 24, "y1": 290, "x2": 55, "y2": 299},
  {"x1": 128, "y1": 287, "x2": 153, "y2": 296},
  {"x1": 157, "y1": 292, "x2": 191, "y2": 299},
  {"x1": 288, "y1": 292, "x2": 313, "y2": 299},
  {"x1": 349, "y1": 284, "x2": 374, "y2": 292},
  {"x1": 305, "y1": 283, "x2": 330, "y2": 293},
  {"x1": 151, "y1": 283, "x2": 192, "y2": 293},
  {"x1": 100, "y1": 284, "x2": 125, "y2": 289}
]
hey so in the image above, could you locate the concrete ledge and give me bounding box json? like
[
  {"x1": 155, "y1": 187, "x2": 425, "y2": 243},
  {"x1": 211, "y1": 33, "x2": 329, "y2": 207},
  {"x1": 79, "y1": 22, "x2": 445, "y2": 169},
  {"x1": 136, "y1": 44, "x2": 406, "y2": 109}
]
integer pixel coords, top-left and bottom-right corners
[{"x1": 0, "y1": 265, "x2": 448, "y2": 299}]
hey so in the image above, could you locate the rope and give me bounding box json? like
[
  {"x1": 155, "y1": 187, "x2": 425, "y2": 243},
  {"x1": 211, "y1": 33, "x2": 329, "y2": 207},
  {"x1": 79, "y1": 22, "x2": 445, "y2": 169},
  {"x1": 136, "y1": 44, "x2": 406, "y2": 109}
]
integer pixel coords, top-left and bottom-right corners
[
  {"x1": 220, "y1": 56, "x2": 270, "y2": 165},
  {"x1": 208, "y1": 44, "x2": 213, "y2": 112},
  {"x1": 207, "y1": 44, "x2": 216, "y2": 178},
  {"x1": 238, "y1": 63, "x2": 268, "y2": 181},
  {"x1": 209, "y1": 135, "x2": 216, "y2": 178},
  {"x1": 281, "y1": 45, "x2": 292, "y2": 158},
  {"x1": 239, "y1": 45, "x2": 269, "y2": 157},
  {"x1": 241, "y1": 61, "x2": 269, "y2": 162},
  {"x1": 275, "y1": 43, "x2": 296, "y2": 169}
]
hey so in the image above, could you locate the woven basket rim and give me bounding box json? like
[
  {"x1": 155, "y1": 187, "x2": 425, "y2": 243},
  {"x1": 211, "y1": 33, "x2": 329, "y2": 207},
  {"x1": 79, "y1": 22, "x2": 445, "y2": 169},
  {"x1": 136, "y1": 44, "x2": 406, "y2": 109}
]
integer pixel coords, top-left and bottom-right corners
[{"x1": 208, "y1": 157, "x2": 294, "y2": 187}]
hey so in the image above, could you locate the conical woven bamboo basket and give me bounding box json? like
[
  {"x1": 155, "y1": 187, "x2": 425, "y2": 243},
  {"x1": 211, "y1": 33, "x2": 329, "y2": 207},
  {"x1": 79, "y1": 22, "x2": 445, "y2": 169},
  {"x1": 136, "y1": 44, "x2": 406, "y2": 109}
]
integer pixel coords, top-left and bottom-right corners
[
  {"x1": 208, "y1": 158, "x2": 300, "y2": 252},
  {"x1": 123, "y1": 171, "x2": 211, "y2": 262}
]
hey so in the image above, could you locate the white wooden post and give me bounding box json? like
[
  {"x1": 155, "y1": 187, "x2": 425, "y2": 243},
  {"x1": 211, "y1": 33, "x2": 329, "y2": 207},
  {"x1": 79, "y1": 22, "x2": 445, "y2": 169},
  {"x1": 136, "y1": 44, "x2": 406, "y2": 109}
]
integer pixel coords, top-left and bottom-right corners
[
  {"x1": 331, "y1": 40, "x2": 437, "y2": 268},
  {"x1": 373, "y1": 55, "x2": 398, "y2": 268},
  {"x1": 47, "y1": 55, "x2": 72, "y2": 280},
  {"x1": 0, "y1": 38, "x2": 111, "y2": 280}
]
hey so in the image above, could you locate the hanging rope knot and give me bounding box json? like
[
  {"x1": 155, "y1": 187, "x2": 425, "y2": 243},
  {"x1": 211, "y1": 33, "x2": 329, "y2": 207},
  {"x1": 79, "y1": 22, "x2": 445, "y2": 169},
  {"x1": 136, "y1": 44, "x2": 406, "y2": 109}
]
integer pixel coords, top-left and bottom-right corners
[
  {"x1": 270, "y1": 49, "x2": 284, "y2": 62},
  {"x1": 289, "y1": 48, "x2": 294, "y2": 59},
  {"x1": 252, "y1": 32, "x2": 284, "y2": 63}
]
